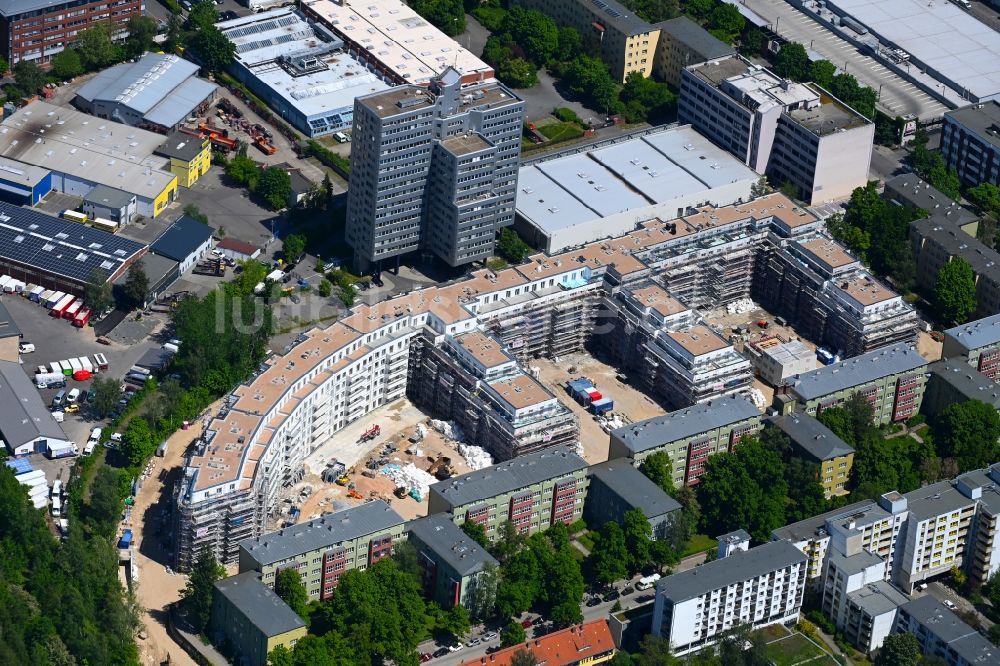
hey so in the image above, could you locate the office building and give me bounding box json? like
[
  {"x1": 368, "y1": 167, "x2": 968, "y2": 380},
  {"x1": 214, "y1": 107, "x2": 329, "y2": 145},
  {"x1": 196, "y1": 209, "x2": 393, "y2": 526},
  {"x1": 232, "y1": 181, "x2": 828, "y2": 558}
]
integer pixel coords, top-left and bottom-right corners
[
  {"x1": 464, "y1": 620, "x2": 617, "y2": 666},
  {"x1": 679, "y1": 56, "x2": 874, "y2": 205},
  {"x1": 651, "y1": 540, "x2": 807, "y2": 655},
  {"x1": 942, "y1": 102, "x2": 1000, "y2": 188},
  {"x1": 585, "y1": 460, "x2": 682, "y2": 539},
  {"x1": 217, "y1": 8, "x2": 391, "y2": 138},
  {"x1": 346, "y1": 69, "x2": 524, "y2": 270},
  {"x1": 895, "y1": 596, "x2": 1000, "y2": 666},
  {"x1": 746, "y1": 338, "x2": 817, "y2": 387},
  {"x1": 238, "y1": 501, "x2": 406, "y2": 601},
  {"x1": 0, "y1": 102, "x2": 178, "y2": 218},
  {"x1": 0, "y1": 0, "x2": 142, "y2": 67},
  {"x1": 81, "y1": 185, "x2": 136, "y2": 227},
  {"x1": 780, "y1": 345, "x2": 928, "y2": 425},
  {"x1": 924, "y1": 359, "x2": 1000, "y2": 419},
  {"x1": 608, "y1": 397, "x2": 761, "y2": 483},
  {"x1": 768, "y1": 414, "x2": 854, "y2": 498},
  {"x1": 155, "y1": 132, "x2": 211, "y2": 189},
  {"x1": 73, "y1": 53, "x2": 217, "y2": 132},
  {"x1": 943, "y1": 314, "x2": 1000, "y2": 380},
  {"x1": 514, "y1": 126, "x2": 758, "y2": 254},
  {"x1": 210, "y1": 572, "x2": 306, "y2": 666},
  {"x1": 0, "y1": 360, "x2": 71, "y2": 456},
  {"x1": 406, "y1": 514, "x2": 499, "y2": 612},
  {"x1": 427, "y1": 448, "x2": 589, "y2": 538}
]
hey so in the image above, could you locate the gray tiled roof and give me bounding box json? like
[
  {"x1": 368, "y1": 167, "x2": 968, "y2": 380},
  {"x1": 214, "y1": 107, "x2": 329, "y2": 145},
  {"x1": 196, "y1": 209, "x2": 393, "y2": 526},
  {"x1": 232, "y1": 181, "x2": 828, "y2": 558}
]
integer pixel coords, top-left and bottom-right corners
[
  {"x1": 611, "y1": 396, "x2": 760, "y2": 455},
  {"x1": 657, "y1": 540, "x2": 806, "y2": 603},
  {"x1": 787, "y1": 345, "x2": 927, "y2": 401},
  {"x1": 884, "y1": 174, "x2": 977, "y2": 227},
  {"x1": 0, "y1": 360, "x2": 68, "y2": 449},
  {"x1": 214, "y1": 571, "x2": 305, "y2": 637},
  {"x1": 429, "y1": 448, "x2": 588, "y2": 508},
  {"x1": 240, "y1": 500, "x2": 405, "y2": 566},
  {"x1": 0, "y1": 301, "x2": 21, "y2": 340},
  {"x1": 588, "y1": 460, "x2": 681, "y2": 518},
  {"x1": 912, "y1": 218, "x2": 1000, "y2": 280},
  {"x1": 900, "y1": 595, "x2": 997, "y2": 663},
  {"x1": 944, "y1": 313, "x2": 1000, "y2": 354},
  {"x1": 946, "y1": 101, "x2": 1000, "y2": 152},
  {"x1": 768, "y1": 414, "x2": 854, "y2": 461},
  {"x1": 771, "y1": 500, "x2": 874, "y2": 543},
  {"x1": 406, "y1": 514, "x2": 499, "y2": 576}
]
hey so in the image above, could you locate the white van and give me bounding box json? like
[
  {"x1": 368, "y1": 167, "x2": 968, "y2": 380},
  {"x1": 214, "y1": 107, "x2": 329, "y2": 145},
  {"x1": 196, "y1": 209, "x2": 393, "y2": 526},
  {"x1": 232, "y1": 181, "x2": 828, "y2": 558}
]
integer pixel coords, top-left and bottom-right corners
[
  {"x1": 67, "y1": 388, "x2": 81, "y2": 403},
  {"x1": 51, "y1": 479, "x2": 62, "y2": 499},
  {"x1": 52, "y1": 390, "x2": 66, "y2": 408},
  {"x1": 334, "y1": 131, "x2": 350, "y2": 143},
  {"x1": 50, "y1": 496, "x2": 62, "y2": 517},
  {"x1": 19, "y1": 342, "x2": 35, "y2": 353}
]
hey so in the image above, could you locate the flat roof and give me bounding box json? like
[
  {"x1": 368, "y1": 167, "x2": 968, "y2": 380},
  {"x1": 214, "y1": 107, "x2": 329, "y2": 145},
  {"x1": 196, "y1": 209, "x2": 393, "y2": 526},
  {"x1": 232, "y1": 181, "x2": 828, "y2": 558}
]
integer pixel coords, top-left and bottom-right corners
[
  {"x1": 0, "y1": 154, "x2": 48, "y2": 186},
  {"x1": 240, "y1": 500, "x2": 404, "y2": 566},
  {"x1": 0, "y1": 202, "x2": 145, "y2": 284},
  {"x1": 303, "y1": 0, "x2": 492, "y2": 84},
  {"x1": 0, "y1": 102, "x2": 176, "y2": 201},
  {"x1": 0, "y1": 360, "x2": 68, "y2": 448},
  {"x1": 588, "y1": 460, "x2": 682, "y2": 518},
  {"x1": 83, "y1": 184, "x2": 134, "y2": 209},
  {"x1": 150, "y1": 215, "x2": 214, "y2": 263},
  {"x1": 946, "y1": 101, "x2": 1000, "y2": 151},
  {"x1": 788, "y1": 85, "x2": 872, "y2": 131},
  {"x1": 612, "y1": 396, "x2": 760, "y2": 454},
  {"x1": 218, "y1": 8, "x2": 391, "y2": 122},
  {"x1": 772, "y1": 499, "x2": 877, "y2": 543},
  {"x1": 486, "y1": 373, "x2": 555, "y2": 411},
  {"x1": 930, "y1": 359, "x2": 1000, "y2": 409},
  {"x1": 788, "y1": 345, "x2": 927, "y2": 401},
  {"x1": 441, "y1": 134, "x2": 491, "y2": 156},
  {"x1": 903, "y1": 480, "x2": 977, "y2": 521},
  {"x1": 828, "y1": 548, "x2": 883, "y2": 576},
  {"x1": 837, "y1": 275, "x2": 898, "y2": 307},
  {"x1": 627, "y1": 284, "x2": 689, "y2": 318},
  {"x1": 214, "y1": 571, "x2": 306, "y2": 637},
  {"x1": 768, "y1": 414, "x2": 854, "y2": 461},
  {"x1": 430, "y1": 448, "x2": 588, "y2": 508},
  {"x1": 847, "y1": 582, "x2": 910, "y2": 617},
  {"x1": 658, "y1": 540, "x2": 806, "y2": 603},
  {"x1": 407, "y1": 514, "x2": 499, "y2": 576},
  {"x1": 0, "y1": 301, "x2": 19, "y2": 340},
  {"x1": 824, "y1": 0, "x2": 1000, "y2": 100},
  {"x1": 453, "y1": 330, "x2": 513, "y2": 369},
  {"x1": 944, "y1": 313, "x2": 1000, "y2": 353},
  {"x1": 798, "y1": 238, "x2": 858, "y2": 272},
  {"x1": 667, "y1": 324, "x2": 730, "y2": 356}
]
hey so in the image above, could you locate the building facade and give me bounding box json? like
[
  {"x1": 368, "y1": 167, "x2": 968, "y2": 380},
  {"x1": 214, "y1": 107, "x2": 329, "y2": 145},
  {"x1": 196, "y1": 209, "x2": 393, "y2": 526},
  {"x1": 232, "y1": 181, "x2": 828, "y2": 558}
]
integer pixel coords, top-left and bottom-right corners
[
  {"x1": 210, "y1": 572, "x2": 306, "y2": 666},
  {"x1": 406, "y1": 514, "x2": 499, "y2": 612},
  {"x1": 895, "y1": 596, "x2": 1000, "y2": 666},
  {"x1": 347, "y1": 69, "x2": 524, "y2": 271},
  {"x1": 584, "y1": 460, "x2": 682, "y2": 539},
  {"x1": 924, "y1": 359, "x2": 1000, "y2": 419},
  {"x1": 941, "y1": 101, "x2": 1000, "y2": 188},
  {"x1": 155, "y1": 133, "x2": 211, "y2": 189},
  {"x1": 768, "y1": 414, "x2": 855, "y2": 498},
  {"x1": 943, "y1": 314, "x2": 1000, "y2": 380}
]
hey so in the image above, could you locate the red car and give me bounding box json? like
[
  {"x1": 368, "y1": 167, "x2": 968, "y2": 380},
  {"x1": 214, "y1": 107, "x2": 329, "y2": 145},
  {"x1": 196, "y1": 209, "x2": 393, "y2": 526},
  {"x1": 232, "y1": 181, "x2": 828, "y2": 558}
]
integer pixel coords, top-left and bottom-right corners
[
  {"x1": 520, "y1": 618, "x2": 533, "y2": 629},
  {"x1": 420, "y1": 653, "x2": 432, "y2": 663}
]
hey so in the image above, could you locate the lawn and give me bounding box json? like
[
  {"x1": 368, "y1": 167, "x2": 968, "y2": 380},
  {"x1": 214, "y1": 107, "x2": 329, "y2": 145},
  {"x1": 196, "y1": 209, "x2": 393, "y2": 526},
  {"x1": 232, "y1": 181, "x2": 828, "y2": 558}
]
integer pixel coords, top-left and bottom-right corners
[
  {"x1": 576, "y1": 531, "x2": 596, "y2": 551},
  {"x1": 762, "y1": 633, "x2": 829, "y2": 666},
  {"x1": 682, "y1": 534, "x2": 718, "y2": 557},
  {"x1": 538, "y1": 121, "x2": 585, "y2": 143}
]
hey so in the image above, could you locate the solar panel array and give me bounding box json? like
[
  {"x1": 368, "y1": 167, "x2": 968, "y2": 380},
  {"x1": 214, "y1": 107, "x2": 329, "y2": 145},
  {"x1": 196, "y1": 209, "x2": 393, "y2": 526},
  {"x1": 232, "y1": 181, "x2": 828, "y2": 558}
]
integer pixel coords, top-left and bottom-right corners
[{"x1": 0, "y1": 202, "x2": 145, "y2": 283}]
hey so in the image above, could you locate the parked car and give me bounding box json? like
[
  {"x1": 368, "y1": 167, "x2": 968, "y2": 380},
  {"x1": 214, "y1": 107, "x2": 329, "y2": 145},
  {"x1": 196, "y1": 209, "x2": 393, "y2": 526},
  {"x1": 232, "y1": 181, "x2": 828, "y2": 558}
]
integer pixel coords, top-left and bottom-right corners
[
  {"x1": 432, "y1": 648, "x2": 450, "y2": 658},
  {"x1": 621, "y1": 586, "x2": 635, "y2": 596},
  {"x1": 19, "y1": 342, "x2": 34, "y2": 353},
  {"x1": 65, "y1": 404, "x2": 80, "y2": 413},
  {"x1": 586, "y1": 596, "x2": 602, "y2": 607},
  {"x1": 944, "y1": 599, "x2": 957, "y2": 609},
  {"x1": 447, "y1": 644, "x2": 463, "y2": 653},
  {"x1": 481, "y1": 631, "x2": 498, "y2": 642},
  {"x1": 465, "y1": 638, "x2": 480, "y2": 647},
  {"x1": 420, "y1": 654, "x2": 433, "y2": 663},
  {"x1": 520, "y1": 619, "x2": 533, "y2": 629}
]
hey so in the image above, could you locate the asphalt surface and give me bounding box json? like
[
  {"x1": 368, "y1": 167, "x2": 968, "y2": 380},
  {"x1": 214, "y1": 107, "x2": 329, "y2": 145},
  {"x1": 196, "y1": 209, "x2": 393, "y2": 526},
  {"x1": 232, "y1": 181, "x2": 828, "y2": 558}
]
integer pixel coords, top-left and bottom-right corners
[{"x1": 739, "y1": 0, "x2": 951, "y2": 120}]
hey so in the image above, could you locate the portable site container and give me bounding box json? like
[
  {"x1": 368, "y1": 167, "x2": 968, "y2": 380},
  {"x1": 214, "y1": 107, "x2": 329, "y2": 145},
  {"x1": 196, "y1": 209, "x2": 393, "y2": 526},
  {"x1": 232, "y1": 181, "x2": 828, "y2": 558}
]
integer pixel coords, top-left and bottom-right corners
[
  {"x1": 68, "y1": 358, "x2": 82, "y2": 373},
  {"x1": 5, "y1": 279, "x2": 24, "y2": 293},
  {"x1": 44, "y1": 291, "x2": 65, "y2": 308},
  {"x1": 79, "y1": 357, "x2": 94, "y2": 373},
  {"x1": 29, "y1": 285, "x2": 45, "y2": 302},
  {"x1": 93, "y1": 353, "x2": 109, "y2": 370},
  {"x1": 73, "y1": 309, "x2": 92, "y2": 328},
  {"x1": 0, "y1": 276, "x2": 11, "y2": 291},
  {"x1": 591, "y1": 397, "x2": 614, "y2": 415},
  {"x1": 62, "y1": 300, "x2": 83, "y2": 320},
  {"x1": 38, "y1": 289, "x2": 54, "y2": 305},
  {"x1": 50, "y1": 295, "x2": 75, "y2": 317},
  {"x1": 58, "y1": 361, "x2": 73, "y2": 376}
]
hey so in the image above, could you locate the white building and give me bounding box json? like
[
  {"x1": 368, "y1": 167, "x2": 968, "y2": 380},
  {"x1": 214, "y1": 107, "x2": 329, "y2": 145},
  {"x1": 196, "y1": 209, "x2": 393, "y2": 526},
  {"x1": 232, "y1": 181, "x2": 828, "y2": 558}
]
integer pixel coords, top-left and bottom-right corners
[
  {"x1": 748, "y1": 338, "x2": 817, "y2": 386},
  {"x1": 651, "y1": 539, "x2": 807, "y2": 655}
]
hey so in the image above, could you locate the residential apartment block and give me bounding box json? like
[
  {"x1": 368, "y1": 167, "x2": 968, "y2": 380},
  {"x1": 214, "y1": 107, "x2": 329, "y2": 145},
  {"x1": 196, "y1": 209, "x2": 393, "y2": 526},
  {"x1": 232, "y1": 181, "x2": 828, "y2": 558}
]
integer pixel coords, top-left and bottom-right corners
[
  {"x1": 746, "y1": 338, "x2": 817, "y2": 387},
  {"x1": 941, "y1": 101, "x2": 1000, "y2": 188},
  {"x1": 479, "y1": 620, "x2": 617, "y2": 666},
  {"x1": 679, "y1": 56, "x2": 874, "y2": 205},
  {"x1": 924, "y1": 359, "x2": 1000, "y2": 419},
  {"x1": 840, "y1": 581, "x2": 910, "y2": 653},
  {"x1": 897, "y1": 481, "x2": 978, "y2": 591},
  {"x1": 237, "y1": 501, "x2": 406, "y2": 601},
  {"x1": 584, "y1": 460, "x2": 681, "y2": 539},
  {"x1": 427, "y1": 448, "x2": 589, "y2": 537},
  {"x1": 779, "y1": 345, "x2": 929, "y2": 425},
  {"x1": 346, "y1": 68, "x2": 524, "y2": 271},
  {"x1": 652, "y1": 17, "x2": 734, "y2": 86},
  {"x1": 910, "y1": 219, "x2": 1000, "y2": 319},
  {"x1": 608, "y1": 397, "x2": 761, "y2": 484},
  {"x1": 210, "y1": 572, "x2": 307, "y2": 666},
  {"x1": 943, "y1": 314, "x2": 1000, "y2": 380},
  {"x1": 768, "y1": 414, "x2": 855, "y2": 498},
  {"x1": 0, "y1": 0, "x2": 142, "y2": 67},
  {"x1": 650, "y1": 539, "x2": 807, "y2": 655},
  {"x1": 895, "y1": 596, "x2": 1000, "y2": 666},
  {"x1": 406, "y1": 514, "x2": 499, "y2": 612},
  {"x1": 884, "y1": 174, "x2": 980, "y2": 238}
]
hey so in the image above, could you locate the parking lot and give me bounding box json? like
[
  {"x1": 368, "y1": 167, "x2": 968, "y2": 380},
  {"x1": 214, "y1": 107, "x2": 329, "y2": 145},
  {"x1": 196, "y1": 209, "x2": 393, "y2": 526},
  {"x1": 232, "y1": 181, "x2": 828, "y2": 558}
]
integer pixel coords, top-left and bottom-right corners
[{"x1": 2, "y1": 293, "x2": 163, "y2": 448}]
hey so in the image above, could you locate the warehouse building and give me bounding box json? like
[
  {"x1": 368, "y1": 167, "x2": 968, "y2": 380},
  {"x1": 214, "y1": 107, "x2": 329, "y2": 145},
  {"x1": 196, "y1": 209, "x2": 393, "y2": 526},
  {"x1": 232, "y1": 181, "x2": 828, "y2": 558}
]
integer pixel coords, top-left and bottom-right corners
[
  {"x1": 0, "y1": 102, "x2": 179, "y2": 218},
  {"x1": 406, "y1": 514, "x2": 500, "y2": 612},
  {"x1": 149, "y1": 215, "x2": 214, "y2": 274},
  {"x1": 82, "y1": 185, "x2": 137, "y2": 227},
  {"x1": 0, "y1": 156, "x2": 51, "y2": 205},
  {"x1": 210, "y1": 572, "x2": 306, "y2": 666},
  {"x1": 74, "y1": 53, "x2": 218, "y2": 133},
  {"x1": 585, "y1": 460, "x2": 681, "y2": 539},
  {"x1": 514, "y1": 126, "x2": 759, "y2": 254},
  {"x1": 218, "y1": 8, "x2": 391, "y2": 138},
  {"x1": 0, "y1": 301, "x2": 20, "y2": 362},
  {"x1": 0, "y1": 201, "x2": 146, "y2": 296},
  {"x1": 0, "y1": 360, "x2": 71, "y2": 456}
]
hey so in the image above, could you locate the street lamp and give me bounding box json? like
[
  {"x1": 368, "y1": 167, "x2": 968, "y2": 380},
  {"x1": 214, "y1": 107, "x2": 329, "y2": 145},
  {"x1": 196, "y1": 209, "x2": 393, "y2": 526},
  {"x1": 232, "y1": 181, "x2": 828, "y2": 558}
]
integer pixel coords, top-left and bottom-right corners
[{"x1": 877, "y1": 83, "x2": 883, "y2": 101}]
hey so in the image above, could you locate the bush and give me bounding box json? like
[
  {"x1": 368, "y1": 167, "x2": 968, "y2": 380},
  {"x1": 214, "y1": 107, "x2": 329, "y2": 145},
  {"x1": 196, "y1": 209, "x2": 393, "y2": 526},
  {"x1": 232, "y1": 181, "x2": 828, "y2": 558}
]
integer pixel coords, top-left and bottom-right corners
[
  {"x1": 553, "y1": 107, "x2": 582, "y2": 125},
  {"x1": 305, "y1": 140, "x2": 350, "y2": 175}
]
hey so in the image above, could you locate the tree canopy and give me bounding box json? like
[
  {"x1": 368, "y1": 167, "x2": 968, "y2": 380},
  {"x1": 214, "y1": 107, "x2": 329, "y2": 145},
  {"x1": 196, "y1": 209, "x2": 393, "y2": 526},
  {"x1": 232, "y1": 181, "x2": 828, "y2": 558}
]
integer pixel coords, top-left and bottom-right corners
[
  {"x1": 876, "y1": 633, "x2": 922, "y2": 666},
  {"x1": 258, "y1": 166, "x2": 293, "y2": 210},
  {"x1": 497, "y1": 228, "x2": 532, "y2": 264},
  {"x1": 182, "y1": 548, "x2": 226, "y2": 633},
  {"x1": 934, "y1": 400, "x2": 1000, "y2": 472},
  {"x1": 123, "y1": 261, "x2": 150, "y2": 308},
  {"x1": 275, "y1": 568, "x2": 311, "y2": 621},
  {"x1": 934, "y1": 258, "x2": 977, "y2": 325}
]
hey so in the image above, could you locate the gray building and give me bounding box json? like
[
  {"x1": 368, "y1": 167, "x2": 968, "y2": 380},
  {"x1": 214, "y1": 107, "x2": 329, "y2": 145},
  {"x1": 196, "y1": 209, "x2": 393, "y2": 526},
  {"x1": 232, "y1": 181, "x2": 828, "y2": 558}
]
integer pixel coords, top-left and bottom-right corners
[
  {"x1": 943, "y1": 314, "x2": 1000, "y2": 379},
  {"x1": 585, "y1": 460, "x2": 681, "y2": 539},
  {"x1": 0, "y1": 360, "x2": 71, "y2": 456},
  {"x1": 149, "y1": 215, "x2": 214, "y2": 274},
  {"x1": 210, "y1": 572, "x2": 306, "y2": 666},
  {"x1": 895, "y1": 596, "x2": 1000, "y2": 666},
  {"x1": 652, "y1": 16, "x2": 734, "y2": 86},
  {"x1": 346, "y1": 68, "x2": 524, "y2": 271},
  {"x1": 884, "y1": 174, "x2": 979, "y2": 237},
  {"x1": 942, "y1": 102, "x2": 1000, "y2": 188},
  {"x1": 82, "y1": 185, "x2": 137, "y2": 227},
  {"x1": 406, "y1": 514, "x2": 499, "y2": 612},
  {"x1": 910, "y1": 218, "x2": 1000, "y2": 319},
  {"x1": 767, "y1": 413, "x2": 855, "y2": 498},
  {"x1": 925, "y1": 359, "x2": 1000, "y2": 418}
]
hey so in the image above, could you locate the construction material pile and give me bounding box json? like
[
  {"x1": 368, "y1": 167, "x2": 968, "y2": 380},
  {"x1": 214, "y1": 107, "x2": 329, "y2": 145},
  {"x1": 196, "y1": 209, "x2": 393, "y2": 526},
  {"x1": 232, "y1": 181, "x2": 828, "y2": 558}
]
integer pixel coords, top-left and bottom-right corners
[
  {"x1": 726, "y1": 298, "x2": 756, "y2": 315},
  {"x1": 458, "y1": 443, "x2": 492, "y2": 470},
  {"x1": 380, "y1": 463, "x2": 437, "y2": 501},
  {"x1": 430, "y1": 419, "x2": 467, "y2": 443}
]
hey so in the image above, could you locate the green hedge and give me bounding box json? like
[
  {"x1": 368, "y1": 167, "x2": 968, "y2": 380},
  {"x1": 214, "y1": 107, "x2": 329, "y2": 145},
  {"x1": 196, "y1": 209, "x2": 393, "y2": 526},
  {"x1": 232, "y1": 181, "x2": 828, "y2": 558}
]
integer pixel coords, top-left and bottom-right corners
[{"x1": 305, "y1": 140, "x2": 351, "y2": 177}]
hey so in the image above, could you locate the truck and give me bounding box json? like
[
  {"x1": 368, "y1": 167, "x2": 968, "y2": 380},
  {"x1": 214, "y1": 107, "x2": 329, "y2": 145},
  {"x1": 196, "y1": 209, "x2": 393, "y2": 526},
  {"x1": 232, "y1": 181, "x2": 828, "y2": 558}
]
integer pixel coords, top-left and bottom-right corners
[
  {"x1": 72, "y1": 308, "x2": 92, "y2": 328},
  {"x1": 816, "y1": 347, "x2": 838, "y2": 366},
  {"x1": 156, "y1": 441, "x2": 168, "y2": 457},
  {"x1": 50, "y1": 294, "x2": 75, "y2": 317},
  {"x1": 50, "y1": 495, "x2": 62, "y2": 517},
  {"x1": 35, "y1": 372, "x2": 66, "y2": 389},
  {"x1": 117, "y1": 529, "x2": 133, "y2": 549},
  {"x1": 93, "y1": 353, "x2": 109, "y2": 371},
  {"x1": 62, "y1": 299, "x2": 83, "y2": 320}
]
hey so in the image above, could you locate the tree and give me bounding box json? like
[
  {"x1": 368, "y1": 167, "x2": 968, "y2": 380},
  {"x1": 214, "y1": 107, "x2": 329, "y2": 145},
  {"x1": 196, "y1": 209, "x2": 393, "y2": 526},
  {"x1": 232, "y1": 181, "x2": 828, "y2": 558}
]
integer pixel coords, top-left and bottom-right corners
[
  {"x1": 501, "y1": 619, "x2": 527, "y2": 647},
  {"x1": 191, "y1": 27, "x2": 235, "y2": 72},
  {"x1": 411, "y1": 0, "x2": 465, "y2": 35},
  {"x1": 466, "y1": 563, "x2": 499, "y2": 621},
  {"x1": 563, "y1": 55, "x2": 620, "y2": 115},
  {"x1": 226, "y1": 154, "x2": 260, "y2": 189},
  {"x1": 257, "y1": 166, "x2": 292, "y2": 210},
  {"x1": 498, "y1": 58, "x2": 539, "y2": 88},
  {"x1": 274, "y1": 568, "x2": 310, "y2": 621},
  {"x1": 182, "y1": 547, "x2": 226, "y2": 633},
  {"x1": 84, "y1": 268, "x2": 114, "y2": 314},
  {"x1": 741, "y1": 26, "x2": 764, "y2": 56},
  {"x1": 0, "y1": 55, "x2": 8, "y2": 75},
  {"x1": 165, "y1": 13, "x2": 183, "y2": 52},
  {"x1": 482, "y1": 35, "x2": 513, "y2": 67},
  {"x1": 441, "y1": 604, "x2": 471, "y2": 640},
  {"x1": 462, "y1": 520, "x2": 488, "y2": 548},
  {"x1": 555, "y1": 27, "x2": 583, "y2": 62},
  {"x1": 122, "y1": 417, "x2": 155, "y2": 466},
  {"x1": 640, "y1": 451, "x2": 674, "y2": 492},
  {"x1": 936, "y1": 400, "x2": 1000, "y2": 472},
  {"x1": 587, "y1": 521, "x2": 629, "y2": 585},
  {"x1": 622, "y1": 508, "x2": 653, "y2": 573},
  {"x1": 91, "y1": 376, "x2": 121, "y2": 418},
  {"x1": 512, "y1": 649, "x2": 539, "y2": 666},
  {"x1": 12, "y1": 60, "x2": 45, "y2": 95},
  {"x1": 497, "y1": 227, "x2": 532, "y2": 264},
  {"x1": 967, "y1": 183, "x2": 1000, "y2": 216},
  {"x1": 500, "y1": 7, "x2": 559, "y2": 64},
  {"x1": 619, "y1": 72, "x2": 676, "y2": 123},
  {"x1": 686, "y1": 0, "x2": 714, "y2": 19},
  {"x1": 183, "y1": 203, "x2": 210, "y2": 225},
  {"x1": 124, "y1": 15, "x2": 158, "y2": 59},
  {"x1": 123, "y1": 261, "x2": 150, "y2": 308},
  {"x1": 318, "y1": 279, "x2": 333, "y2": 298},
  {"x1": 707, "y1": 4, "x2": 745, "y2": 43},
  {"x1": 186, "y1": 0, "x2": 219, "y2": 32},
  {"x1": 74, "y1": 23, "x2": 121, "y2": 70},
  {"x1": 51, "y1": 48, "x2": 83, "y2": 80},
  {"x1": 543, "y1": 541, "x2": 585, "y2": 626},
  {"x1": 934, "y1": 258, "x2": 977, "y2": 324},
  {"x1": 773, "y1": 42, "x2": 810, "y2": 81},
  {"x1": 282, "y1": 233, "x2": 307, "y2": 263},
  {"x1": 876, "y1": 633, "x2": 922, "y2": 666},
  {"x1": 809, "y1": 60, "x2": 837, "y2": 89}
]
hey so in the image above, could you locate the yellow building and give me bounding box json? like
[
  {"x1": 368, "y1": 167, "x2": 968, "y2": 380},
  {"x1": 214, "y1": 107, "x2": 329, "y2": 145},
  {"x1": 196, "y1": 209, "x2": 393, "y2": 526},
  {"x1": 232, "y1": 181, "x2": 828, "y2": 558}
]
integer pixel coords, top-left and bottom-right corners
[
  {"x1": 211, "y1": 572, "x2": 307, "y2": 666},
  {"x1": 155, "y1": 132, "x2": 212, "y2": 188},
  {"x1": 770, "y1": 413, "x2": 855, "y2": 498}
]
